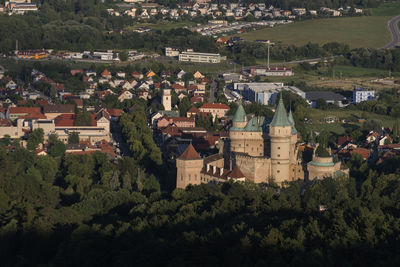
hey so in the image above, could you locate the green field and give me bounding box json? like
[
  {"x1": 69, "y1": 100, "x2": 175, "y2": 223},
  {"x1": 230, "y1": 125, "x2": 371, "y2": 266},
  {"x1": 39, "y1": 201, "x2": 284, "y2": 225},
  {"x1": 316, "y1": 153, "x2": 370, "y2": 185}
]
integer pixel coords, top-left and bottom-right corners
[
  {"x1": 239, "y1": 16, "x2": 391, "y2": 48},
  {"x1": 371, "y1": 1, "x2": 400, "y2": 16}
]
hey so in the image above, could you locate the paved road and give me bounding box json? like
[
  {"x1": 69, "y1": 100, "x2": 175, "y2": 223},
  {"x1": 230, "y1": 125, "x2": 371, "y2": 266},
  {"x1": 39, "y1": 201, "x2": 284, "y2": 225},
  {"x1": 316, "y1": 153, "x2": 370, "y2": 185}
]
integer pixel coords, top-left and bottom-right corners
[{"x1": 382, "y1": 15, "x2": 400, "y2": 49}]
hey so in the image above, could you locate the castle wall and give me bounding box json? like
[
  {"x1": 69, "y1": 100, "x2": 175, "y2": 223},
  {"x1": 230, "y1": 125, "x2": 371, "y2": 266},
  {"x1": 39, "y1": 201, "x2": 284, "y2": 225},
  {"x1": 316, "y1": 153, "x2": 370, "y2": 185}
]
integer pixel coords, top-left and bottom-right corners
[
  {"x1": 234, "y1": 153, "x2": 270, "y2": 183},
  {"x1": 230, "y1": 131, "x2": 264, "y2": 157}
]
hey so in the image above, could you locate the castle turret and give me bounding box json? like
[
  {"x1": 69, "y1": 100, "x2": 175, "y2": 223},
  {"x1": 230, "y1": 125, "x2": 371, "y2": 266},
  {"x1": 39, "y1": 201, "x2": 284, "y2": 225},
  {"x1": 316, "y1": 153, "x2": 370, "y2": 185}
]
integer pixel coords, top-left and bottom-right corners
[
  {"x1": 176, "y1": 144, "x2": 203, "y2": 188},
  {"x1": 232, "y1": 104, "x2": 247, "y2": 129},
  {"x1": 269, "y1": 96, "x2": 292, "y2": 183},
  {"x1": 162, "y1": 88, "x2": 171, "y2": 111}
]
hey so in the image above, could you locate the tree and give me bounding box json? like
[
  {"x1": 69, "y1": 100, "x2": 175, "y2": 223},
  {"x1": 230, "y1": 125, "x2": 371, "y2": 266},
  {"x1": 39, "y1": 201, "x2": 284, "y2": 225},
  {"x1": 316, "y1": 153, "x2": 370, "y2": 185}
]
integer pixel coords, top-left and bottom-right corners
[
  {"x1": 27, "y1": 128, "x2": 44, "y2": 151},
  {"x1": 68, "y1": 132, "x2": 80, "y2": 144},
  {"x1": 119, "y1": 51, "x2": 128, "y2": 61}
]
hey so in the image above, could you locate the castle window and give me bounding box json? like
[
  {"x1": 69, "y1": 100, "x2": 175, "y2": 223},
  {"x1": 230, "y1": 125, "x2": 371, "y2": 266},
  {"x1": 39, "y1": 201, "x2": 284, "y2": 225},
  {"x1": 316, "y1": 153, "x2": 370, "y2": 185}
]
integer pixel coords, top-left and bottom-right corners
[
  {"x1": 277, "y1": 170, "x2": 280, "y2": 173},
  {"x1": 246, "y1": 144, "x2": 249, "y2": 146},
  {"x1": 181, "y1": 174, "x2": 183, "y2": 181},
  {"x1": 278, "y1": 147, "x2": 280, "y2": 149},
  {"x1": 195, "y1": 175, "x2": 197, "y2": 181},
  {"x1": 278, "y1": 162, "x2": 280, "y2": 164},
  {"x1": 188, "y1": 174, "x2": 191, "y2": 181},
  {"x1": 277, "y1": 154, "x2": 280, "y2": 157}
]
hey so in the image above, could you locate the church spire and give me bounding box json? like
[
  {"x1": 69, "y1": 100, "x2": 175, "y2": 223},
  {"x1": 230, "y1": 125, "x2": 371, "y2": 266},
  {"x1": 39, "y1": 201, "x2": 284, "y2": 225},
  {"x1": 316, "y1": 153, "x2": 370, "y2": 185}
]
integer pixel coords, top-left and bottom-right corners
[{"x1": 270, "y1": 94, "x2": 290, "y2": 127}]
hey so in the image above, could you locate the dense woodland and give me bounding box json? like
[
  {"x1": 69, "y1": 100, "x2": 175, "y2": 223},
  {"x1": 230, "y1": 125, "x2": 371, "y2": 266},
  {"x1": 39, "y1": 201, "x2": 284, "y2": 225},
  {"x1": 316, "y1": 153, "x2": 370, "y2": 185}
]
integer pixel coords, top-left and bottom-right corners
[{"x1": 1, "y1": 138, "x2": 400, "y2": 266}]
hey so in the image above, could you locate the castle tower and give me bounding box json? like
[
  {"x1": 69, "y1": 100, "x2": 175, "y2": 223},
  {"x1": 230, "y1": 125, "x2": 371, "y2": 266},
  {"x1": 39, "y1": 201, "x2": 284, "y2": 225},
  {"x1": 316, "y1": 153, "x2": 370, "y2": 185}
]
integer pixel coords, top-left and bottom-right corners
[
  {"x1": 269, "y1": 96, "x2": 292, "y2": 184},
  {"x1": 162, "y1": 88, "x2": 171, "y2": 111},
  {"x1": 287, "y1": 109, "x2": 300, "y2": 180},
  {"x1": 176, "y1": 144, "x2": 203, "y2": 189}
]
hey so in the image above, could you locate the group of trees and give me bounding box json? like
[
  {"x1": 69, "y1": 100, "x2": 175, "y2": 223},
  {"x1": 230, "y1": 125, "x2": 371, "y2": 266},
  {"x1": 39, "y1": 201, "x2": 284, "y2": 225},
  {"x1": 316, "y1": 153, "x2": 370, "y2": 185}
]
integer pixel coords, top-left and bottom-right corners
[{"x1": 119, "y1": 99, "x2": 162, "y2": 170}]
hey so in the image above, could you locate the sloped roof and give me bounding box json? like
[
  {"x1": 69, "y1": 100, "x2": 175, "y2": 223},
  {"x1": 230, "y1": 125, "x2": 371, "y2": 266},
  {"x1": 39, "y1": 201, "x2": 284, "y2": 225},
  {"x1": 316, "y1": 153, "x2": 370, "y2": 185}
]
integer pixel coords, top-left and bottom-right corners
[
  {"x1": 228, "y1": 165, "x2": 245, "y2": 179},
  {"x1": 43, "y1": 104, "x2": 74, "y2": 114},
  {"x1": 270, "y1": 96, "x2": 290, "y2": 127},
  {"x1": 179, "y1": 143, "x2": 201, "y2": 160},
  {"x1": 232, "y1": 104, "x2": 246, "y2": 122},
  {"x1": 200, "y1": 103, "x2": 229, "y2": 110}
]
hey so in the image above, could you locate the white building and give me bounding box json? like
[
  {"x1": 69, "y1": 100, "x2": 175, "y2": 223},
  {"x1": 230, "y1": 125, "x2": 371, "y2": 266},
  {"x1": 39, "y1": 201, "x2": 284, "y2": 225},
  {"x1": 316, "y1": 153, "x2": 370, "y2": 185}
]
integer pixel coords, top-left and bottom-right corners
[
  {"x1": 179, "y1": 51, "x2": 225, "y2": 63},
  {"x1": 165, "y1": 47, "x2": 180, "y2": 57},
  {"x1": 250, "y1": 67, "x2": 293, "y2": 77},
  {"x1": 234, "y1": 82, "x2": 305, "y2": 105},
  {"x1": 353, "y1": 88, "x2": 375, "y2": 104}
]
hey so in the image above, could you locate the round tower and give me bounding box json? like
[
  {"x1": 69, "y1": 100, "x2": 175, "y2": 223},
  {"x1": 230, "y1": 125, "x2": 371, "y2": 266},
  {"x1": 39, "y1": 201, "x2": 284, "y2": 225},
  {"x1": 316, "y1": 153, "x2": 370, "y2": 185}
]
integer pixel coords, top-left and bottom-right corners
[
  {"x1": 269, "y1": 96, "x2": 292, "y2": 184},
  {"x1": 229, "y1": 104, "x2": 247, "y2": 154},
  {"x1": 162, "y1": 88, "x2": 171, "y2": 111},
  {"x1": 176, "y1": 144, "x2": 203, "y2": 189}
]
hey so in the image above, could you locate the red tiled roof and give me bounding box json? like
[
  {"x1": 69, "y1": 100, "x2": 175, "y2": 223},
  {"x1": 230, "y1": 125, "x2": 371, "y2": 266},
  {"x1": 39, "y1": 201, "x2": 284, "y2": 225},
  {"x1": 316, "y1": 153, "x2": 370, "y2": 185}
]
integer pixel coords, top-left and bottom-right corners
[
  {"x1": 200, "y1": 103, "x2": 229, "y2": 110},
  {"x1": 187, "y1": 106, "x2": 199, "y2": 113},
  {"x1": 0, "y1": 118, "x2": 13, "y2": 127},
  {"x1": 102, "y1": 69, "x2": 111, "y2": 76},
  {"x1": 172, "y1": 84, "x2": 185, "y2": 90},
  {"x1": 179, "y1": 143, "x2": 201, "y2": 160},
  {"x1": 228, "y1": 165, "x2": 245, "y2": 178},
  {"x1": 9, "y1": 107, "x2": 41, "y2": 114},
  {"x1": 55, "y1": 114, "x2": 75, "y2": 126},
  {"x1": 169, "y1": 117, "x2": 195, "y2": 123},
  {"x1": 107, "y1": 108, "x2": 123, "y2": 117}
]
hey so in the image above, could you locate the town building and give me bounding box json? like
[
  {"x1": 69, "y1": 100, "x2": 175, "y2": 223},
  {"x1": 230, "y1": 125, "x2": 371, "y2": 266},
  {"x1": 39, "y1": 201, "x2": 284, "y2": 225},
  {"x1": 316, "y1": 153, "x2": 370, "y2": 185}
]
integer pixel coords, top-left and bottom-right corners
[
  {"x1": 162, "y1": 88, "x2": 172, "y2": 111},
  {"x1": 250, "y1": 67, "x2": 293, "y2": 77},
  {"x1": 199, "y1": 103, "x2": 229, "y2": 120},
  {"x1": 353, "y1": 88, "x2": 375, "y2": 103},
  {"x1": 179, "y1": 51, "x2": 225, "y2": 63},
  {"x1": 234, "y1": 82, "x2": 305, "y2": 105}
]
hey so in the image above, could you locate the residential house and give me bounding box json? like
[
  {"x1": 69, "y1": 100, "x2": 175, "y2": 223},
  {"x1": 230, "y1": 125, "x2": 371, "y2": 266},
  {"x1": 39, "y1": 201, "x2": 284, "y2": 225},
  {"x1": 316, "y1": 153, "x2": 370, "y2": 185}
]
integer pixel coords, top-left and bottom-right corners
[
  {"x1": 118, "y1": 89, "x2": 134, "y2": 102},
  {"x1": 199, "y1": 103, "x2": 229, "y2": 119}
]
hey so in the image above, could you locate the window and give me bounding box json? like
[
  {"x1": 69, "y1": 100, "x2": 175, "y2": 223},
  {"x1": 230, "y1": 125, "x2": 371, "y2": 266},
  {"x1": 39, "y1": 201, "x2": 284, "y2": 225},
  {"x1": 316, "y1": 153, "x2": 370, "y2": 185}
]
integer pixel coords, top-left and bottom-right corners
[
  {"x1": 277, "y1": 154, "x2": 280, "y2": 157},
  {"x1": 195, "y1": 175, "x2": 197, "y2": 181},
  {"x1": 246, "y1": 144, "x2": 249, "y2": 146},
  {"x1": 277, "y1": 162, "x2": 280, "y2": 164},
  {"x1": 278, "y1": 147, "x2": 280, "y2": 149},
  {"x1": 188, "y1": 174, "x2": 191, "y2": 181},
  {"x1": 181, "y1": 174, "x2": 183, "y2": 181},
  {"x1": 277, "y1": 170, "x2": 280, "y2": 173}
]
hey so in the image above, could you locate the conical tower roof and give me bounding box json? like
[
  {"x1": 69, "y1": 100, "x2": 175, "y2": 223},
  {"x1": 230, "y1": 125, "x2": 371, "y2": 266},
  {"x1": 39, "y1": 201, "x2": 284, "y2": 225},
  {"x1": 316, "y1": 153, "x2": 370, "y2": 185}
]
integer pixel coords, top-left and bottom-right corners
[
  {"x1": 288, "y1": 109, "x2": 297, "y2": 134},
  {"x1": 270, "y1": 95, "x2": 290, "y2": 127},
  {"x1": 179, "y1": 143, "x2": 201, "y2": 160},
  {"x1": 233, "y1": 104, "x2": 246, "y2": 122}
]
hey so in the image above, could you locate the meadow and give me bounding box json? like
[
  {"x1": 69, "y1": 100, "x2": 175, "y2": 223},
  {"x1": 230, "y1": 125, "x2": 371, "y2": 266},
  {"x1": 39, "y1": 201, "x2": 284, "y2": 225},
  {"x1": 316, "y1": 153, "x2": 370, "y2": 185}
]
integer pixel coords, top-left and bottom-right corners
[{"x1": 238, "y1": 16, "x2": 391, "y2": 48}]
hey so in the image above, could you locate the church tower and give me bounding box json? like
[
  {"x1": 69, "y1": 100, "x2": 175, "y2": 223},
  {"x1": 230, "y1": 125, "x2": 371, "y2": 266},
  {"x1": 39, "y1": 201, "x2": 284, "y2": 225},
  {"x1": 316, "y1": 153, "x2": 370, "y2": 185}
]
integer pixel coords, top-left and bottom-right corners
[
  {"x1": 269, "y1": 96, "x2": 292, "y2": 184},
  {"x1": 176, "y1": 144, "x2": 203, "y2": 189},
  {"x1": 162, "y1": 88, "x2": 171, "y2": 111}
]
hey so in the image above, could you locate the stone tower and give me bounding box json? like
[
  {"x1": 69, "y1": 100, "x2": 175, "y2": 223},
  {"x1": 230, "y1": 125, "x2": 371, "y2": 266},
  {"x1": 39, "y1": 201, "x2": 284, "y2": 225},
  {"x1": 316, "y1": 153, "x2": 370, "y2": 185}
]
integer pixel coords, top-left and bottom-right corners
[
  {"x1": 229, "y1": 104, "x2": 264, "y2": 157},
  {"x1": 269, "y1": 96, "x2": 292, "y2": 184},
  {"x1": 162, "y1": 88, "x2": 171, "y2": 111},
  {"x1": 176, "y1": 144, "x2": 203, "y2": 189}
]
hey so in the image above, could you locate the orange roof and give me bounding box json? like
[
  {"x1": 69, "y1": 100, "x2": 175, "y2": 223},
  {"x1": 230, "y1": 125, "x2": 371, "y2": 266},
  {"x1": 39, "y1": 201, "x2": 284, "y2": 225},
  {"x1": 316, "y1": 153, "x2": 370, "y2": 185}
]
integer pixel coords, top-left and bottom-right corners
[
  {"x1": 9, "y1": 107, "x2": 41, "y2": 114},
  {"x1": 172, "y1": 84, "x2": 185, "y2": 90},
  {"x1": 187, "y1": 106, "x2": 199, "y2": 113},
  {"x1": 55, "y1": 114, "x2": 75, "y2": 126},
  {"x1": 179, "y1": 143, "x2": 201, "y2": 160},
  {"x1": 102, "y1": 69, "x2": 111, "y2": 76},
  {"x1": 228, "y1": 165, "x2": 245, "y2": 178},
  {"x1": 107, "y1": 108, "x2": 123, "y2": 117},
  {"x1": 200, "y1": 103, "x2": 229, "y2": 110}
]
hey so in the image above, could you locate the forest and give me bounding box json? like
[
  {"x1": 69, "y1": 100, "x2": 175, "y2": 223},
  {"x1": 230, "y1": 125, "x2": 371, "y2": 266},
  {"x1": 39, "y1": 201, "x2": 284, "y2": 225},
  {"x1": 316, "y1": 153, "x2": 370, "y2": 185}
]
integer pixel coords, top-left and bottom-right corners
[{"x1": 1, "y1": 138, "x2": 400, "y2": 266}]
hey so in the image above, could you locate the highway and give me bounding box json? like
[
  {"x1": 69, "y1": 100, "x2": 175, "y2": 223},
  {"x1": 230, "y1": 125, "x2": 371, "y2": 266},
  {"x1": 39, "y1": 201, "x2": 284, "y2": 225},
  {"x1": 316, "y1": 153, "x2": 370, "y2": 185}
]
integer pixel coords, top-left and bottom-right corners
[{"x1": 382, "y1": 15, "x2": 400, "y2": 49}]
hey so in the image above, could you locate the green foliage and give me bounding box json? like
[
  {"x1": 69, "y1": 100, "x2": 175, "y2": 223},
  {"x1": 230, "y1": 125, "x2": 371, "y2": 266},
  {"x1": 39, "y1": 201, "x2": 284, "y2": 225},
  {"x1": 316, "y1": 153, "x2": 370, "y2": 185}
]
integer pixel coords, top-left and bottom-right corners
[
  {"x1": 75, "y1": 110, "x2": 93, "y2": 126},
  {"x1": 27, "y1": 128, "x2": 44, "y2": 151},
  {"x1": 68, "y1": 132, "x2": 80, "y2": 144}
]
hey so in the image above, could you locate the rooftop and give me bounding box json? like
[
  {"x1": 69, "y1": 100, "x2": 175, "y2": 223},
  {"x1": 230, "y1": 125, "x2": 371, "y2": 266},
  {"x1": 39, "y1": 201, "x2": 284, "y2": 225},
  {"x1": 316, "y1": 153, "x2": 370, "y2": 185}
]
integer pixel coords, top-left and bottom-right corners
[{"x1": 179, "y1": 143, "x2": 201, "y2": 160}]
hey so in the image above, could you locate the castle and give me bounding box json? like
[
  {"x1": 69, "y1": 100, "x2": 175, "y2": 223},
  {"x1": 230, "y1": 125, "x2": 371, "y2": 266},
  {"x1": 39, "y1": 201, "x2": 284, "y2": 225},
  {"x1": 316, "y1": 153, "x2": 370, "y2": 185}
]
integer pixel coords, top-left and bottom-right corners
[{"x1": 176, "y1": 97, "x2": 346, "y2": 188}]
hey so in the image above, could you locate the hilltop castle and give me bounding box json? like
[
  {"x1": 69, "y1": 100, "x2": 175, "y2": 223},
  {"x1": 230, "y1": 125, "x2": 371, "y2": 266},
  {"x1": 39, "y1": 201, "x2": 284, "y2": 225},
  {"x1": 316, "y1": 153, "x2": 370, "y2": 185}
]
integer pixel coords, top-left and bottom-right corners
[{"x1": 176, "y1": 97, "x2": 346, "y2": 188}]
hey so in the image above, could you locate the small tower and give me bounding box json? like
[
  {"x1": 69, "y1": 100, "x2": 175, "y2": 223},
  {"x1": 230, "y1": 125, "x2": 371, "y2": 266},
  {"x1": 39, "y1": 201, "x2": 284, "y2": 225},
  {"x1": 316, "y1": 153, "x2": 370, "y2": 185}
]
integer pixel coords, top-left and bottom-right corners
[
  {"x1": 176, "y1": 144, "x2": 203, "y2": 189},
  {"x1": 162, "y1": 88, "x2": 171, "y2": 111},
  {"x1": 269, "y1": 95, "x2": 292, "y2": 184}
]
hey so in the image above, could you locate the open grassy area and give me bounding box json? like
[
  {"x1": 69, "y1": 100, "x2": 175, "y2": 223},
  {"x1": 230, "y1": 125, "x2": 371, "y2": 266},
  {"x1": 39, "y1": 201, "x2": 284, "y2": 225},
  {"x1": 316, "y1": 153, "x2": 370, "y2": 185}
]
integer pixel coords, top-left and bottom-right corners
[
  {"x1": 303, "y1": 109, "x2": 397, "y2": 135},
  {"x1": 370, "y1": 1, "x2": 400, "y2": 16},
  {"x1": 239, "y1": 16, "x2": 391, "y2": 48}
]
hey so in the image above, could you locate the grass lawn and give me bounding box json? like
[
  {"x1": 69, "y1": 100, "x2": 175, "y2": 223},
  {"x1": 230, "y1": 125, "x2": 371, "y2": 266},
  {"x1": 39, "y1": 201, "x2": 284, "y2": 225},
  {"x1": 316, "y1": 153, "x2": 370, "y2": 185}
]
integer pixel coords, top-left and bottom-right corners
[
  {"x1": 370, "y1": 1, "x2": 400, "y2": 16},
  {"x1": 303, "y1": 108, "x2": 397, "y2": 135},
  {"x1": 238, "y1": 16, "x2": 391, "y2": 48}
]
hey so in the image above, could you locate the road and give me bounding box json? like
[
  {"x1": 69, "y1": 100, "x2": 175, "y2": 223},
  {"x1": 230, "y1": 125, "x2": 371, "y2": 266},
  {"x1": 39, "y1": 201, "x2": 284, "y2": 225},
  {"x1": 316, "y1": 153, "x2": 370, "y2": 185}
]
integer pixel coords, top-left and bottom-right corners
[{"x1": 382, "y1": 15, "x2": 400, "y2": 49}]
